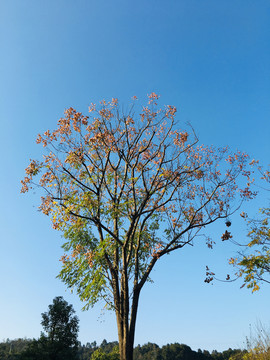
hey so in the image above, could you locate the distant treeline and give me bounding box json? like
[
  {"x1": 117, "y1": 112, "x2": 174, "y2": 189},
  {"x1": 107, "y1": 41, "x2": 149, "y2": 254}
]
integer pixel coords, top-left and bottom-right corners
[{"x1": 0, "y1": 338, "x2": 246, "y2": 360}]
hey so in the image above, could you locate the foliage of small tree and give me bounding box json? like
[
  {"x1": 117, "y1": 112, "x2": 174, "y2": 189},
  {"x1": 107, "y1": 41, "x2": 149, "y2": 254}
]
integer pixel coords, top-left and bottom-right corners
[
  {"x1": 228, "y1": 352, "x2": 247, "y2": 360},
  {"x1": 42, "y1": 296, "x2": 79, "y2": 358},
  {"x1": 160, "y1": 343, "x2": 200, "y2": 360},
  {"x1": 21, "y1": 94, "x2": 255, "y2": 360},
  {"x1": 91, "y1": 346, "x2": 119, "y2": 360},
  {"x1": 20, "y1": 296, "x2": 79, "y2": 360}
]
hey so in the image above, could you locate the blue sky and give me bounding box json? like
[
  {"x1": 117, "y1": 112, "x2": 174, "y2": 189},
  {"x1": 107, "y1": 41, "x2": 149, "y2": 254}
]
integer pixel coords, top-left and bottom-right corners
[{"x1": 0, "y1": 0, "x2": 269, "y2": 352}]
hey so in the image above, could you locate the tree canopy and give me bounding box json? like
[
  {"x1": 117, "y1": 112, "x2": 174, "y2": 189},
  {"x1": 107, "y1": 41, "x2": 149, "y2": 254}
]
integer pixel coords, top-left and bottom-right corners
[
  {"x1": 41, "y1": 296, "x2": 79, "y2": 353},
  {"x1": 21, "y1": 94, "x2": 256, "y2": 360}
]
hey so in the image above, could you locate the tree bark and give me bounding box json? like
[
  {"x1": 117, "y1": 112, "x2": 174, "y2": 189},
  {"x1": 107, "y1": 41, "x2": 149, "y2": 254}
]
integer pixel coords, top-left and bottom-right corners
[
  {"x1": 116, "y1": 311, "x2": 136, "y2": 360},
  {"x1": 115, "y1": 286, "x2": 140, "y2": 360}
]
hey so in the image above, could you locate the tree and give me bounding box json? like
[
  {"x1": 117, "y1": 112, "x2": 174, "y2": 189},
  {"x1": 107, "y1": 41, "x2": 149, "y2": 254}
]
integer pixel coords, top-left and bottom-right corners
[
  {"x1": 160, "y1": 343, "x2": 198, "y2": 360},
  {"x1": 21, "y1": 296, "x2": 79, "y2": 360},
  {"x1": 21, "y1": 94, "x2": 255, "y2": 360},
  {"x1": 229, "y1": 170, "x2": 270, "y2": 292},
  {"x1": 41, "y1": 296, "x2": 79, "y2": 359},
  {"x1": 133, "y1": 342, "x2": 161, "y2": 360},
  {"x1": 0, "y1": 338, "x2": 33, "y2": 360}
]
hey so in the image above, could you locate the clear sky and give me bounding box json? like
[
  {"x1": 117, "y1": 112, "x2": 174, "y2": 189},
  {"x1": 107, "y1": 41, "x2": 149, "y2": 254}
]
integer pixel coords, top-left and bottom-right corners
[{"x1": 0, "y1": 0, "x2": 270, "y2": 353}]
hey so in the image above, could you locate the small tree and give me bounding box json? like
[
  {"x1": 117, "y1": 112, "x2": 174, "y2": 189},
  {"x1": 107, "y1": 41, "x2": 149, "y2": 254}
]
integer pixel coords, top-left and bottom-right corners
[
  {"x1": 41, "y1": 296, "x2": 79, "y2": 359},
  {"x1": 21, "y1": 94, "x2": 255, "y2": 360},
  {"x1": 91, "y1": 346, "x2": 119, "y2": 360},
  {"x1": 20, "y1": 297, "x2": 79, "y2": 360}
]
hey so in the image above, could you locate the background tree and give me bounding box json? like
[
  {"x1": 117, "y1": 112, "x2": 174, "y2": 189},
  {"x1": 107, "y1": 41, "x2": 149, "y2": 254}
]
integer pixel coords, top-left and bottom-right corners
[
  {"x1": 41, "y1": 296, "x2": 79, "y2": 359},
  {"x1": 133, "y1": 342, "x2": 161, "y2": 360},
  {"x1": 21, "y1": 296, "x2": 79, "y2": 360},
  {"x1": 21, "y1": 94, "x2": 255, "y2": 360},
  {"x1": 0, "y1": 338, "x2": 33, "y2": 360},
  {"x1": 0, "y1": 337, "x2": 247, "y2": 360},
  {"x1": 160, "y1": 343, "x2": 199, "y2": 360},
  {"x1": 90, "y1": 346, "x2": 119, "y2": 360}
]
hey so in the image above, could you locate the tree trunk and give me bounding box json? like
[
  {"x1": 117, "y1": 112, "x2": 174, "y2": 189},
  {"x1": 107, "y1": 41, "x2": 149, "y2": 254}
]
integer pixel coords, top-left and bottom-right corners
[
  {"x1": 116, "y1": 316, "x2": 135, "y2": 360},
  {"x1": 116, "y1": 287, "x2": 140, "y2": 360}
]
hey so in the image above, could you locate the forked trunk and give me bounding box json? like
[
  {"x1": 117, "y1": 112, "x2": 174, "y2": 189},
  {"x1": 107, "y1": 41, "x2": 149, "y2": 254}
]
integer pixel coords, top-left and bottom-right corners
[
  {"x1": 115, "y1": 288, "x2": 140, "y2": 360},
  {"x1": 116, "y1": 313, "x2": 135, "y2": 360}
]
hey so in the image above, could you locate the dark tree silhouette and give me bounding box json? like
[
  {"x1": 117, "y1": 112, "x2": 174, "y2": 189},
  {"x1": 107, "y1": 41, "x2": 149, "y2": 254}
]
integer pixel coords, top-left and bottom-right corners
[{"x1": 21, "y1": 296, "x2": 79, "y2": 360}]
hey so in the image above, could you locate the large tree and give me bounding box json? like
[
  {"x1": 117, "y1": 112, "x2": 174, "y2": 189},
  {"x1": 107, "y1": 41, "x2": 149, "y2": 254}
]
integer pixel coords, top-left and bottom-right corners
[{"x1": 21, "y1": 94, "x2": 255, "y2": 360}]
